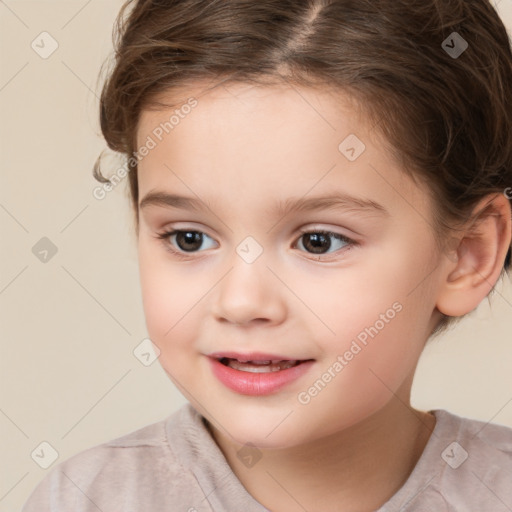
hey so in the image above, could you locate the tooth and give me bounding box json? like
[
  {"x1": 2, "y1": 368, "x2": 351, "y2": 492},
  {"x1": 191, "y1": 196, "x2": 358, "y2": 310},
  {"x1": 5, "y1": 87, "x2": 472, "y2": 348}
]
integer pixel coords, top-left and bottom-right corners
[
  {"x1": 228, "y1": 360, "x2": 278, "y2": 372},
  {"x1": 226, "y1": 359, "x2": 300, "y2": 372},
  {"x1": 241, "y1": 365, "x2": 280, "y2": 373}
]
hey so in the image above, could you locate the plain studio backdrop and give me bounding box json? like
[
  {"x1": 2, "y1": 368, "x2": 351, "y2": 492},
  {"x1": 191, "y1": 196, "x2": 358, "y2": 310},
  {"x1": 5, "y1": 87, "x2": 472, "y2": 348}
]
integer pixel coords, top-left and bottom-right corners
[{"x1": 1, "y1": 1, "x2": 512, "y2": 510}]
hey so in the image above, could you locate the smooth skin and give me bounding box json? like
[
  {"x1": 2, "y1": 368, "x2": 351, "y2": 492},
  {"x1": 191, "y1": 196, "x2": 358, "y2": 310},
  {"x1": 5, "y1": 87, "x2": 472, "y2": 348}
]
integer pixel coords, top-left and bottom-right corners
[{"x1": 135, "y1": 81, "x2": 511, "y2": 512}]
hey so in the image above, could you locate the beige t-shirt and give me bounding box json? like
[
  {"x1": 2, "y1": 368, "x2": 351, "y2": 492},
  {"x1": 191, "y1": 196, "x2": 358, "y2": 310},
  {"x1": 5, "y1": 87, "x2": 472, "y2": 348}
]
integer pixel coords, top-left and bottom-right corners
[{"x1": 22, "y1": 403, "x2": 512, "y2": 511}]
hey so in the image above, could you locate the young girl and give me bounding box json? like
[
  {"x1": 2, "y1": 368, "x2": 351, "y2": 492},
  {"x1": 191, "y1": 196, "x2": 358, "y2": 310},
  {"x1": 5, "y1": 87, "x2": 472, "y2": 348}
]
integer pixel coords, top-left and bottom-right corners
[{"x1": 23, "y1": 0, "x2": 512, "y2": 510}]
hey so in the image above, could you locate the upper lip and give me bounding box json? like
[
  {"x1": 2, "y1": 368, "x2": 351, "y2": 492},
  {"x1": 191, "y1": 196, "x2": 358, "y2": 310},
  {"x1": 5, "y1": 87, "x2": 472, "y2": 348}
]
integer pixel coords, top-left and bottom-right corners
[{"x1": 208, "y1": 351, "x2": 313, "y2": 362}]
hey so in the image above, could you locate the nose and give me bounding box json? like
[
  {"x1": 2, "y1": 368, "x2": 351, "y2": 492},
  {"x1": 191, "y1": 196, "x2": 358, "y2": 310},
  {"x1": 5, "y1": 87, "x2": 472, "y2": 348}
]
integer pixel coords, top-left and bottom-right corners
[{"x1": 211, "y1": 250, "x2": 287, "y2": 327}]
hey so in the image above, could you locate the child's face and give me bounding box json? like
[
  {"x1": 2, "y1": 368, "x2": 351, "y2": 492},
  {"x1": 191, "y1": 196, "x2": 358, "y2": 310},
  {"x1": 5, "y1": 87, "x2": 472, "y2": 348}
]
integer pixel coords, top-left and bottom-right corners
[{"x1": 136, "y1": 82, "x2": 448, "y2": 448}]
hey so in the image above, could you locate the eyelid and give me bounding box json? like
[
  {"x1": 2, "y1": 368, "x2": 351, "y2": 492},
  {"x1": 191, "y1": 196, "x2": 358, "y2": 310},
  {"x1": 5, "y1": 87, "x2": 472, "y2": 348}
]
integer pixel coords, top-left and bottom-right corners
[{"x1": 296, "y1": 224, "x2": 357, "y2": 240}]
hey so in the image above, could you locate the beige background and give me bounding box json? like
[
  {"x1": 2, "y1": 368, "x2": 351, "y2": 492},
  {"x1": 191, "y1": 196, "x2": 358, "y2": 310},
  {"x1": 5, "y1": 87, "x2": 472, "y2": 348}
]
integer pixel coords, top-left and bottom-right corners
[{"x1": 1, "y1": 1, "x2": 512, "y2": 510}]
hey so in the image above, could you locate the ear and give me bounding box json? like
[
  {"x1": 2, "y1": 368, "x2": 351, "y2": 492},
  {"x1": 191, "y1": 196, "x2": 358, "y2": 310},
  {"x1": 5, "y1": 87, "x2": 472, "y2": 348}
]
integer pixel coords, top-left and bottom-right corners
[{"x1": 435, "y1": 193, "x2": 512, "y2": 317}]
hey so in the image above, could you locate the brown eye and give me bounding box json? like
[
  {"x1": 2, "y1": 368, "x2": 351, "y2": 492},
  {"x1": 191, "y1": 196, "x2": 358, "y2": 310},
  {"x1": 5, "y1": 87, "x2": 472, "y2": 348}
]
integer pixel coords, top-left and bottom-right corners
[
  {"x1": 156, "y1": 229, "x2": 217, "y2": 254},
  {"x1": 301, "y1": 232, "x2": 332, "y2": 254},
  {"x1": 174, "y1": 231, "x2": 203, "y2": 252},
  {"x1": 296, "y1": 230, "x2": 353, "y2": 256}
]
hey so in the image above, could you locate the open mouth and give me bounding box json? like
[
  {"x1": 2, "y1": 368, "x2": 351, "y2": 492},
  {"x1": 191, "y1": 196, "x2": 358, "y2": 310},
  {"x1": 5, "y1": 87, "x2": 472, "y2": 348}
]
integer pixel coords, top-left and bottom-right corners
[
  {"x1": 218, "y1": 357, "x2": 306, "y2": 373},
  {"x1": 209, "y1": 353, "x2": 316, "y2": 395}
]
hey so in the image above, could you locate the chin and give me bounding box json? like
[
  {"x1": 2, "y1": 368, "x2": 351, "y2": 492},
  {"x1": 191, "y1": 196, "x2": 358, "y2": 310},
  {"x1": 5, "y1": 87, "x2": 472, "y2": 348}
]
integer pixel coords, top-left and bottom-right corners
[
  {"x1": 232, "y1": 426, "x2": 305, "y2": 450},
  {"x1": 220, "y1": 410, "x2": 323, "y2": 450}
]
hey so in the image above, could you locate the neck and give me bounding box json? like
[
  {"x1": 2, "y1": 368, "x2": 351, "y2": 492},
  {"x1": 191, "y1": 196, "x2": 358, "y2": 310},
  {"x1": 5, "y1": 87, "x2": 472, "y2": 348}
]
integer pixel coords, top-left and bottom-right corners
[{"x1": 208, "y1": 393, "x2": 436, "y2": 512}]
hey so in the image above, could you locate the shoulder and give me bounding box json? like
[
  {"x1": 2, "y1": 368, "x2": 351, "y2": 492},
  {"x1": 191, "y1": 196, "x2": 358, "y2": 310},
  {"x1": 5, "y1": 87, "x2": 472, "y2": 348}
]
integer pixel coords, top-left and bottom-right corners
[
  {"x1": 415, "y1": 409, "x2": 511, "y2": 511},
  {"x1": 22, "y1": 403, "x2": 210, "y2": 512},
  {"x1": 381, "y1": 409, "x2": 512, "y2": 511},
  {"x1": 435, "y1": 409, "x2": 512, "y2": 464}
]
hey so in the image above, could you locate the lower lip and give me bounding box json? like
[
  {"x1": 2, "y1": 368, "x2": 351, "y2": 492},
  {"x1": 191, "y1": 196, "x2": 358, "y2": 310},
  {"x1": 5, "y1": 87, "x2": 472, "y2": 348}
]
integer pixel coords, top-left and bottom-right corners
[{"x1": 208, "y1": 357, "x2": 315, "y2": 396}]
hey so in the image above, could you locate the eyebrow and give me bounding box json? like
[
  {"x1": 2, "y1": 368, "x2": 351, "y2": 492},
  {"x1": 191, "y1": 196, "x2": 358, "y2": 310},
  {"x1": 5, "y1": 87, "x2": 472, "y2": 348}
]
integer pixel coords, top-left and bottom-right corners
[{"x1": 139, "y1": 191, "x2": 389, "y2": 217}]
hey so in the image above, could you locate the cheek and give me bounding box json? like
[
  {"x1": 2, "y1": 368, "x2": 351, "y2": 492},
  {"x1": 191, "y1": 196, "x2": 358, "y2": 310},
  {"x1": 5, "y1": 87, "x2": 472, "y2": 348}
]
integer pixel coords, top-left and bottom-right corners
[
  {"x1": 292, "y1": 303, "x2": 425, "y2": 442},
  {"x1": 297, "y1": 246, "x2": 434, "y2": 402},
  {"x1": 287, "y1": 250, "x2": 424, "y2": 350},
  {"x1": 138, "y1": 244, "x2": 205, "y2": 352}
]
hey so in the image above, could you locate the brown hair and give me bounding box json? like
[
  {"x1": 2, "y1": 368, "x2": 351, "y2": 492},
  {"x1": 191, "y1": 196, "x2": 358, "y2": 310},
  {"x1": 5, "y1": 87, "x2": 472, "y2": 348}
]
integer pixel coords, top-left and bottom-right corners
[{"x1": 94, "y1": 0, "x2": 512, "y2": 332}]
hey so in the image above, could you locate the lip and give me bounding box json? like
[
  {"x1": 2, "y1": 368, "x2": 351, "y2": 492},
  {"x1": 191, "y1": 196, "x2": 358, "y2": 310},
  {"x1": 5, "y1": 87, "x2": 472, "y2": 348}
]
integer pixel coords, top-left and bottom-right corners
[
  {"x1": 207, "y1": 353, "x2": 315, "y2": 396},
  {"x1": 208, "y1": 351, "x2": 305, "y2": 362}
]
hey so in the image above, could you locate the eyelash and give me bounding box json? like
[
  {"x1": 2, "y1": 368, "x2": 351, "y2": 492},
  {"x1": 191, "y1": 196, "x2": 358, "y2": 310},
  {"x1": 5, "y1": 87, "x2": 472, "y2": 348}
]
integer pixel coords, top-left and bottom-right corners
[{"x1": 154, "y1": 227, "x2": 357, "y2": 261}]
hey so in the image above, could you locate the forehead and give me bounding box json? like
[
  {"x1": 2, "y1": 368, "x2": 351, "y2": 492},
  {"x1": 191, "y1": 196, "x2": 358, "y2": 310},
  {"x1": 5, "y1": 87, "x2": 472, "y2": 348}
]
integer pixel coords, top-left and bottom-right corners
[
  {"x1": 138, "y1": 79, "x2": 371, "y2": 142},
  {"x1": 135, "y1": 81, "x2": 429, "y2": 221},
  {"x1": 137, "y1": 81, "x2": 366, "y2": 175}
]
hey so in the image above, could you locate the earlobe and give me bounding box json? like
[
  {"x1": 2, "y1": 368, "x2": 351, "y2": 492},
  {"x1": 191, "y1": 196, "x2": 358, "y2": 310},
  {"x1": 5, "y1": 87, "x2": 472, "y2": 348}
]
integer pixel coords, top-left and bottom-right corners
[{"x1": 435, "y1": 193, "x2": 512, "y2": 317}]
